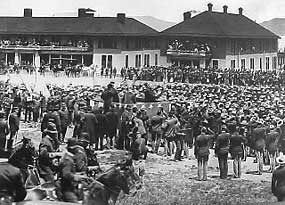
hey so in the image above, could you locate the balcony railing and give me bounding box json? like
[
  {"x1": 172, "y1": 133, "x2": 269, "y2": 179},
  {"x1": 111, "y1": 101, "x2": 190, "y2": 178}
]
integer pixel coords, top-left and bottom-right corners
[
  {"x1": 167, "y1": 49, "x2": 211, "y2": 57},
  {"x1": 0, "y1": 45, "x2": 90, "y2": 52}
]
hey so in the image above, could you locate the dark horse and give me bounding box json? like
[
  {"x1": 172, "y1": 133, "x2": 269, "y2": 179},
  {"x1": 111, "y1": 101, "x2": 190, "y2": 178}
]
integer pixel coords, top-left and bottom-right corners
[{"x1": 85, "y1": 158, "x2": 140, "y2": 205}]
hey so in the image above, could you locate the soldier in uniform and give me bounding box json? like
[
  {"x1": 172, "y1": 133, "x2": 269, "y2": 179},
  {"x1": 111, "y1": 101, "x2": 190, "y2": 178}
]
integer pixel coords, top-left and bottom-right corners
[
  {"x1": 0, "y1": 111, "x2": 9, "y2": 154},
  {"x1": 251, "y1": 121, "x2": 267, "y2": 175},
  {"x1": 0, "y1": 158, "x2": 27, "y2": 202},
  {"x1": 7, "y1": 107, "x2": 19, "y2": 151},
  {"x1": 58, "y1": 138, "x2": 88, "y2": 202},
  {"x1": 215, "y1": 125, "x2": 230, "y2": 179},
  {"x1": 194, "y1": 127, "x2": 212, "y2": 181},
  {"x1": 230, "y1": 126, "x2": 245, "y2": 178},
  {"x1": 272, "y1": 153, "x2": 285, "y2": 201},
  {"x1": 38, "y1": 122, "x2": 59, "y2": 182}
]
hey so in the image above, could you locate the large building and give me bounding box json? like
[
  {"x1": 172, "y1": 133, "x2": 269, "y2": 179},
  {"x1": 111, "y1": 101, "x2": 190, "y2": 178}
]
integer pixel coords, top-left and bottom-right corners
[
  {"x1": 160, "y1": 3, "x2": 280, "y2": 71},
  {"x1": 0, "y1": 4, "x2": 280, "y2": 71},
  {"x1": 0, "y1": 8, "x2": 162, "y2": 71}
]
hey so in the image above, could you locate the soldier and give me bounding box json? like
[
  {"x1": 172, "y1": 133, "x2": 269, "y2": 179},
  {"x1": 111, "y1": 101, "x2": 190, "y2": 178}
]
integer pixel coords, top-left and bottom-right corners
[
  {"x1": 94, "y1": 107, "x2": 107, "y2": 150},
  {"x1": 215, "y1": 125, "x2": 230, "y2": 179},
  {"x1": 0, "y1": 158, "x2": 27, "y2": 202},
  {"x1": 0, "y1": 111, "x2": 9, "y2": 154},
  {"x1": 105, "y1": 106, "x2": 119, "y2": 149},
  {"x1": 272, "y1": 153, "x2": 285, "y2": 201},
  {"x1": 58, "y1": 102, "x2": 69, "y2": 142},
  {"x1": 194, "y1": 127, "x2": 212, "y2": 181},
  {"x1": 7, "y1": 107, "x2": 20, "y2": 151},
  {"x1": 251, "y1": 121, "x2": 267, "y2": 175},
  {"x1": 38, "y1": 122, "x2": 59, "y2": 182},
  {"x1": 58, "y1": 138, "x2": 88, "y2": 202},
  {"x1": 230, "y1": 126, "x2": 245, "y2": 178}
]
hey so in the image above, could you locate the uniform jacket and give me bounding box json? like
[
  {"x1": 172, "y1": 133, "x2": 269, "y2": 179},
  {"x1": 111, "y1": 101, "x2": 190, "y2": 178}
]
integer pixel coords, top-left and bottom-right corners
[
  {"x1": 41, "y1": 111, "x2": 61, "y2": 133},
  {"x1": 0, "y1": 162, "x2": 27, "y2": 202},
  {"x1": 195, "y1": 133, "x2": 211, "y2": 157},
  {"x1": 8, "y1": 112, "x2": 19, "y2": 133},
  {"x1": 215, "y1": 132, "x2": 230, "y2": 155},
  {"x1": 230, "y1": 132, "x2": 244, "y2": 156},
  {"x1": 0, "y1": 119, "x2": 9, "y2": 138}
]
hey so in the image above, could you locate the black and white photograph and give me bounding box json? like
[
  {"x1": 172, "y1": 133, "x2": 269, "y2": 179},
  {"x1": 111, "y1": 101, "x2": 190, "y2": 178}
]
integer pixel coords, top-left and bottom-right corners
[{"x1": 0, "y1": 0, "x2": 284, "y2": 204}]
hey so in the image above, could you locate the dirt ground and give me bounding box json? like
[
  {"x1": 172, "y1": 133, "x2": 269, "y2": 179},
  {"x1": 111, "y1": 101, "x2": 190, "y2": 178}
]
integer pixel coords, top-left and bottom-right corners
[{"x1": 117, "y1": 151, "x2": 276, "y2": 205}]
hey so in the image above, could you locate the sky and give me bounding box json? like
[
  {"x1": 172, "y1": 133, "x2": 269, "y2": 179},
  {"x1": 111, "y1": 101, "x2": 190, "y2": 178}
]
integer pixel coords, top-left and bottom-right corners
[{"x1": 0, "y1": 0, "x2": 283, "y2": 23}]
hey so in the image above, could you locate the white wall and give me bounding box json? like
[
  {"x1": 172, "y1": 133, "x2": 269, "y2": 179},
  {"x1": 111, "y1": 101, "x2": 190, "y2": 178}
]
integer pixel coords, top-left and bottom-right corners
[
  {"x1": 92, "y1": 49, "x2": 161, "y2": 74},
  {"x1": 225, "y1": 52, "x2": 278, "y2": 70}
]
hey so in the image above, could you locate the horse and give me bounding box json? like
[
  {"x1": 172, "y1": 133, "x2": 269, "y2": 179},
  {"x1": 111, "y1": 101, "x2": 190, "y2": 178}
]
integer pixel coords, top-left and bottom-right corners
[{"x1": 85, "y1": 158, "x2": 140, "y2": 205}]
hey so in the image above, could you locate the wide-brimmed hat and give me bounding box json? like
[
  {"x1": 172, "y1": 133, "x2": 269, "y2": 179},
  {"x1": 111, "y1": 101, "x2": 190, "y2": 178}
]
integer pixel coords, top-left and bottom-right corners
[
  {"x1": 78, "y1": 132, "x2": 90, "y2": 143},
  {"x1": 276, "y1": 153, "x2": 285, "y2": 165},
  {"x1": 45, "y1": 122, "x2": 58, "y2": 134}
]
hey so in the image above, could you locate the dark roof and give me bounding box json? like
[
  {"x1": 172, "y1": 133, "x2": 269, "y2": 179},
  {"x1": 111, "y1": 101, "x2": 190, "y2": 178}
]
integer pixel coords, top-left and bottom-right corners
[
  {"x1": 162, "y1": 11, "x2": 280, "y2": 39},
  {"x1": 0, "y1": 17, "x2": 158, "y2": 36}
]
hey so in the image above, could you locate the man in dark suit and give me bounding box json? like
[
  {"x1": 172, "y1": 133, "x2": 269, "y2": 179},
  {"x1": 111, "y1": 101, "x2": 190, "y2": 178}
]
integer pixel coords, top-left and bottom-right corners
[
  {"x1": 7, "y1": 107, "x2": 19, "y2": 151},
  {"x1": 272, "y1": 153, "x2": 285, "y2": 201},
  {"x1": 0, "y1": 158, "x2": 27, "y2": 202},
  {"x1": 215, "y1": 125, "x2": 230, "y2": 179},
  {"x1": 0, "y1": 111, "x2": 9, "y2": 153},
  {"x1": 94, "y1": 107, "x2": 107, "y2": 150},
  {"x1": 252, "y1": 121, "x2": 267, "y2": 175},
  {"x1": 194, "y1": 127, "x2": 212, "y2": 181},
  {"x1": 82, "y1": 108, "x2": 98, "y2": 148},
  {"x1": 105, "y1": 106, "x2": 119, "y2": 148},
  {"x1": 230, "y1": 126, "x2": 245, "y2": 178}
]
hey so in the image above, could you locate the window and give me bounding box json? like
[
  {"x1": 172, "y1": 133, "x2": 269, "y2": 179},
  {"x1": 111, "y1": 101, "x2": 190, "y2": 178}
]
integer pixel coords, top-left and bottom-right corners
[
  {"x1": 155, "y1": 54, "x2": 158, "y2": 66},
  {"x1": 250, "y1": 58, "x2": 254, "y2": 70},
  {"x1": 273, "y1": 56, "x2": 277, "y2": 69},
  {"x1": 231, "y1": 60, "x2": 235, "y2": 69},
  {"x1": 107, "y1": 55, "x2": 112, "y2": 68},
  {"x1": 135, "y1": 54, "x2": 141, "y2": 67},
  {"x1": 101, "y1": 55, "x2": 106, "y2": 68},
  {"x1": 125, "y1": 55, "x2": 128, "y2": 68},
  {"x1": 213, "y1": 60, "x2": 218, "y2": 68},
  {"x1": 241, "y1": 59, "x2": 245, "y2": 69},
  {"x1": 259, "y1": 58, "x2": 262, "y2": 70},
  {"x1": 144, "y1": 54, "x2": 150, "y2": 66},
  {"x1": 266, "y1": 57, "x2": 270, "y2": 70}
]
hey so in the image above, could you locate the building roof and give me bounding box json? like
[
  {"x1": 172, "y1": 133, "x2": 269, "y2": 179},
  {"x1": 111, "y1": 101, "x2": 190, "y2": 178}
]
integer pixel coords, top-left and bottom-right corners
[
  {"x1": 0, "y1": 16, "x2": 158, "y2": 36},
  {"x1": 161, "y1": 11, "x2": 280, "y2": 39}
]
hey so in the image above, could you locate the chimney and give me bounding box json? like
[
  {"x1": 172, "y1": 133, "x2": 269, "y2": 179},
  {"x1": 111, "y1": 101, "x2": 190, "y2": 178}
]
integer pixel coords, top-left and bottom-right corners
[
  {"x1": 78, "y1": 8, "x2": 86, "y2": 17},
  {"x1": 24, "y1": 8, "x2": 32, "y2": 17},
  {"x1": 183, "y1": 11, "x2": 191, "y2": 21},
  {"x1": 239, "y1": 7, "x2": 243, "y2": 15},
  {"x1": 207, "y1": 3, "x2": 213, "y2": 12},
  {"x1": 117, "y1": 13, "x2": 126, "y2": 24},
  {"x1": 223, "y1": 5, "x2": 228, "y2": 13}
]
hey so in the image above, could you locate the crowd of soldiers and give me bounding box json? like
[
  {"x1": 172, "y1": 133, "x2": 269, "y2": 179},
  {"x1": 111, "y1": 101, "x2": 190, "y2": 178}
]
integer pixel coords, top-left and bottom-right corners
[
  {"x1": 1, "y1": 74, "x2": 285, "y2": 202},
  {"x1": 120, "y1": 66, "x2": 285, "y2": 87}
]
